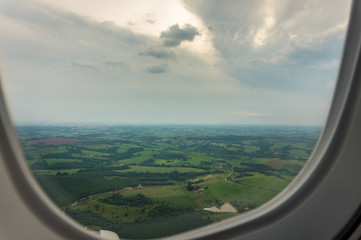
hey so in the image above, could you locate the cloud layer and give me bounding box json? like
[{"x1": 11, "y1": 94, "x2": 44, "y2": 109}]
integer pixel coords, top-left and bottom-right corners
[
  {"x1": 0, "y1": 0, "x2": 352, "y2": 125},
  {"x1": 183, "y1": 0, "x2": 349, "y2": 92}
]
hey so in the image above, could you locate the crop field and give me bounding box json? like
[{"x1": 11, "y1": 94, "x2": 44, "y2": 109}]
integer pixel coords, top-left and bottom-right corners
[{"x1": 16, "y1": 125, "x2": 321, "y2": 239}]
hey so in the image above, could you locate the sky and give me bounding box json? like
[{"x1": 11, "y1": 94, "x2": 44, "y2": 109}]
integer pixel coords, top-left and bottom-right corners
[{"x1": 0, "y1": 0, "x2": 352, "y2": 125}]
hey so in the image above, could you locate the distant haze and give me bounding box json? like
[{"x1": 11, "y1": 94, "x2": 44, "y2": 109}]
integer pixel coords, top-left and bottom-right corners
[{"x1": 0, "y1": 0, "x2": 351, "y2": 126}]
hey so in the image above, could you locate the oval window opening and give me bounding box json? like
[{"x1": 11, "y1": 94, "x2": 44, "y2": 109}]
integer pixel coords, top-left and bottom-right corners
[{"x1": 0, "y1": 0, "x2": 351, "y2": 239}]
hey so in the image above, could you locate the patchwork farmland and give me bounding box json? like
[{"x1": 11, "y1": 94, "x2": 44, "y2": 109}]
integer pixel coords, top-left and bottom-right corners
[{"x1": 16, "y1": 125, "x2": 321, "y2": 239}]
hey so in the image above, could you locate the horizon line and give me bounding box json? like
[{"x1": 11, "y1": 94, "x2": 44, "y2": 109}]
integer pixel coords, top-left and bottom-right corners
[{"x1": 13, "y1": 121, "x2": 323, "y2": 128}]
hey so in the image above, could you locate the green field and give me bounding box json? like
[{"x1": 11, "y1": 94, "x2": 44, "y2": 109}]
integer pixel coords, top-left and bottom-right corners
[
  {"x1": 116, "y1": 166, "x2": 205, "y2": 173},
  {"x1": 16, "y1": 124, "x2": 321, "y2": 239}
]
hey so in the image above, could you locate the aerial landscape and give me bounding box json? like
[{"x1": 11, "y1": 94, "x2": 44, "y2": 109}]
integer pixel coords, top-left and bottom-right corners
[{"x1": 17, "y1": 124, "x2": 321, "y2": 239}]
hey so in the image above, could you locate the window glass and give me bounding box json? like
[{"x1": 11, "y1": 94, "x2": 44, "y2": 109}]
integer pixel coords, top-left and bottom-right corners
[{"x1": 0, "y1": 0, "x2": 351, "y2": 239}]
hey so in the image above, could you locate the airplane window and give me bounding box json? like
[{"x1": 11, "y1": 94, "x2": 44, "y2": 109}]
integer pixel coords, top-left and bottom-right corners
[{"x1": 0, "y1": 0, "x2": 352, "y2": 239}]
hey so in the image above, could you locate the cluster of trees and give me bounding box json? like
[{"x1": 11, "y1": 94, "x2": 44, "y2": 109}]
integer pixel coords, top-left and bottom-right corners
[
  {"x1": 34, "y1": 169, "x2": 209, "y2": 207},
  {"x1": 153, "y1": 152, "x2": 188, "y2": 161},
  {"x1": 100, "y1": 193, "x2": 153, "y2": 207},
  {"x1": 207, "y1": 135, "x2": 262, "y2": 141},
  {"x1": 148, "y1": 202, "x2": 191, "y2": 218},
  {"x1": 35, "y1": 172, "x2": 140, "y2": 206},
  {"x1": 118, "y1": 171, "x2": 210, "y2": 182},
  {"x1": 41, "y1": 152, "x2": 74, "y2": 159},
  {"x1": 195, "y1": 143, "x2": 244, "y2": 155},
  {"x1": 186, "y1": 182, "x2": 195, "y2": 191},
  {"x1": 139, "y1": 158, "x2": 220, "y2": 172},
  {"x1": 65, "y1": 209, "x2": 118, "y2": 233},
  {"x1": 65, "y1": 207, "x2": 212, "y2": 239},
  {"x1": 32, "y1": 146, "x2": 147, "y2": 170},
  {"x1": 91, "y1": 146, "x2": 144, "y2": 160},
  {"x1": 36, "y1": 145, "x2": 146, "y2": 170},
  {"x1": 56, "y1": 171, "x2": 69, "y2": 176},
  {"x1": 186, "y1": 181, "x2": 207, "y2": 191},
  {"x1": 31, "y1": 158, "x2": 117, "y2": 170},
  {"x1": 141, "y1": 158, "x2": 155, "y2": 166},
  {"x1": 234, "y1": 163, "x2": 275, "y2": 177}
]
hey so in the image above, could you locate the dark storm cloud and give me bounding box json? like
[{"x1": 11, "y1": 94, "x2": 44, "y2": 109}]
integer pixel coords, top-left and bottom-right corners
[
  {"x1": 145, "y1": 64, "x2": 168, "y2": 74},
  {"x1": 160, "y1": 24, "x2": 200, "y2": 47},
  {"x1": 138, "y1": 47, "x2": 175, "y2": 59}
]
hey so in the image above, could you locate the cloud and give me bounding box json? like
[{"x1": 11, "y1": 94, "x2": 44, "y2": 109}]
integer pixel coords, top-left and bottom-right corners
[
  {"x1": 126, "y1": 21, "x2": 137, "y2": 26},
  {"x1": 145, "y1": 64, "x2": 168, "y2": 74},
  {"x1": 102, "y1": 60, "x2": 126, "y2": 67},
  {"x1": 0, "y1": 0, "x2": 157, "y2": 79},
  {"x1": 160, "y1": 24, "x2": 200, "y2": 47},
  {"x1": 183, "y1": 0, "x2": 350, "y2": 93},
  {"x1": 144, "y1": 13, "x2": 156, "y2": 24},
  {"x1": 138, "y1": 47, "x2": 175, "y2": 59},
  {"x1": 0, "y1": 1, "x2": 152, "y2": 52},
  {"x1": 0, "y1": 0, "x2": 349, "y2": 126},
  {"x1": 61, "y1": 59, "x2": 126, "y2": 72},
  {"x1": 70, "y1": 60, "x2": 98, "y2": 70}
]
